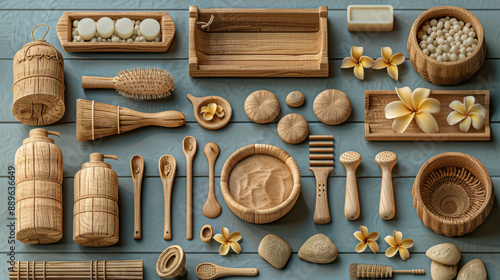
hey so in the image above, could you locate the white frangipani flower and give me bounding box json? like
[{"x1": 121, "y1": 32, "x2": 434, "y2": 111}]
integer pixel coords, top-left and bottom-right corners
[{"x1": 447, "y1": 96, "x2": 486, "y2": 132}]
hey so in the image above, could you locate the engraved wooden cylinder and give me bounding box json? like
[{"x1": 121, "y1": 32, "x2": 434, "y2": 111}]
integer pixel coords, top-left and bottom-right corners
[
  {"x1": 12, "y1": 37, "x2": 65, "y2": 126},
  {"x1": 15, "y1": 128, "x2": 63, "y2": 244},
  {"x1": 73, "y1": 153, "x2": 119, "y2": 247}
]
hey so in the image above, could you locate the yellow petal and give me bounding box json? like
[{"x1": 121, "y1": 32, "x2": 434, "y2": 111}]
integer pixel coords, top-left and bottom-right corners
[
  {"x1": 229, "y1": 241, "x2": 241, "y2": 254},
  {"x1": 351, "y1": 45, "x2": 364, "y2": 62},
  {"x1": 460, "y1": 116, "x2": 472, "y2": 132},
  {"x1": 395, "y1": 87, "x2": 414, "y2": 110},
  {"x1": 222, "y1": 227, "x2": 229, "y2": 240},
  {"x1": 217, "y1": 105, "x2": 224, "y2": 113},
  {"x1": 385, "y1": 235, "x2": 396, "y2": 247},
  {"x1": 219, "y1": 243, "x2": 230, "y2": 255},
  {"x1": 355, "y1": 242, "x2": 368, "y2": 253},
  {"x1": 468, "y1": 104, "x2": 487, "y2": 119},
  {"x1": 341, "y1": 57, "x2": 357, "y2": 68},
  {"x1": 392, "y1": 113, "x2": 415, "y2": 133},
  {"x1": 207, "y1": 103, "x2": 217, "y2": 115},
  {"x1": 354, "y1": 231, "x2": 365, "y2": 242},
  {"x1": 360, "y1": 226, "x2": 369, "y2": 238},
  {"x1": 354, "y1": 64, "x2": 365, "y2": 80},
  {"x1": 419, "y1": 98, "x2": 441, "y2": 113},
  {"x1": 200, "y1": 106, "x2": 210, "y2": 113},
  {"x1": 359, "y1": 56, "x2": 374, "y2": 68},
  {"x1": 229, "y1": 231, "x2": 242, "y2": 242},
  {"x1": 367, "y1": 240, "x2": 379, "y2": 254},
  {"x1": 367, "y1": 231, "x2": 379, "y2": 241},
  {"x1": 447, "y1": 111, "x2": 466, "y2": 126},
  {"x1": 385, "y1": 101, "x2": 412, "y2": 119},
  {"x1": 203, "y1": 112, "x2": 214, "y2": 121},
  {"x1": 393, "y1": 230, "x2": 403, "y2": 244},
  {"x1": 387, "y1": 64, "x2": 399, "y2": 81},
  {"x1": 470, "y1": 113, "x2": 485, "y2": 130},
  {"x1": 449, "y1": 100, "x2": 466, "y2": 114},
  {"x1": 464, "y1": 96, "x2": 475, "y2": 112},
  {"x1": 400, "y1": 239, "x2": 414, "y2": 249},
  {"x1": 213, "y1": 233, "x2": 226, "y2": 244},
  {"x1": 390, "y1": 53, "x2": 405, "y2": 65},
  {"x1": 381, "y1": 46, "x2": 393, "y2": 62},
  {"x1": 411, "y1": 88, "x2": 431, "y2": 109},
  {"x1": 372, "y1": 58, "x2": 390, "y2": 69},
  {"x1": 399, "y1": 247, "x2": 410, "y2": 261},
  {"x1": 385, "y1": 246, "x2": 398, "y2": 258},
  {"x1": 415, "y1": 111, "x2": 439, "y2": 133}
]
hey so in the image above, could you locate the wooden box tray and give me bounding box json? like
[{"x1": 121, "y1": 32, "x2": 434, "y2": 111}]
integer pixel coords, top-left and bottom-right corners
[
  {"x1": 365, "y1": 90, "x2": 490, "y2": 141},
  {"x1": 188, "y1": 6, "x2": 328, "y2": 77},
  {"x1": 56, "y1": 12, "x2": 175, "y2": 52}
]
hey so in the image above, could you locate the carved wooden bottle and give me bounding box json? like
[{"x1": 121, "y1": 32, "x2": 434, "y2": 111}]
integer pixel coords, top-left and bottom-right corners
[
  {"x1": 73, "y1": 153, "x2": 119, "y2": 247},
  {"x1": 15, "y1": 128, "x2": 63, "y2": 244}
]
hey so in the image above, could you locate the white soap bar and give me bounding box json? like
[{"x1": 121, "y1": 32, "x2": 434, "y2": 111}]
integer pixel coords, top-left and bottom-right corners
[
  {"x1": 77, "y1": 18, "x2": 96, "y2": 40},
  {"x1": 347, "y1": 5, "x2": 393, "y2": 32},
  {"x1": 140, "y1": 18, "x2": 160, "y2": 41},
  {"x1": 115, "y1": 18, "x2": 134, "y2": 39},
  {"x1": 96, "y1": 17, "x2": 114, "y2": 39}
]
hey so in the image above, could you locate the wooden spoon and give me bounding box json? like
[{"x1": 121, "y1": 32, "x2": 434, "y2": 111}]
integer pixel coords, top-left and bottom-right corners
[
  {"x1": 375, "y1": 151, "x2": 398, "y2": 220},
  {"x1": 183, "y1": 136, "x2": 197, "y2": 240},
  {"x1": 159, "y1": 155, "x2": 177, "y2": 240},
  {"x1": 202, "y1": 142, "x2": 221, "y2": 218},
  {"x1": 187, "y1": 94, "x2": 232, "y2": 130},
  {"x1": 130, "y1": 155, "x2": 144, "y2": 240},
  {"x1": 340, "y1": 151, "x2": 362, "y2": 221},
  {"x1": 196, "y1": 263, "x2": 258, "y2": 280}
]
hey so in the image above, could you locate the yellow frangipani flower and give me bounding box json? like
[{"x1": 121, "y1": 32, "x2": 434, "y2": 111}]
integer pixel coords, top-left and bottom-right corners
[
  {"x1": 373, "y1": 46, "x2": 405, "y2": 81},
  {"x1": 341, "y1": 45, "x2": 374, "y2": 80},
  {"x1": 384, "y1": 230, "x2": 414, "y2": 261},
  {"x1": 213, "y1": 227, "x2": 242, "y2": 255},
  {"x1": 447, "y1": 96, "x2": 487, "y2": 132},
  {"x1": 354, "y1": 225, "x2": 379, "y2": 254}
]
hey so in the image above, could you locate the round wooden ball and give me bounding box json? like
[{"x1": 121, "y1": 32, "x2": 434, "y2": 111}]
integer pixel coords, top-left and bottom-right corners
[
  {"x1": 244, "y1": 90, "x2": 280, "y2": 123},
  {"x1": 286, "y1": 91, "x2": 305, "y2": 107},
  {"x1": 313, "y1": 89, "x2": 352, "y2": 125},
  {"x1": 277, "y1": 113, "x2": 309, "y2": 144}
]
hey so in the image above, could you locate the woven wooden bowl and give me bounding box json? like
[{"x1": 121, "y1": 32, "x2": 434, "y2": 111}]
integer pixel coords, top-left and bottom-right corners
[
  {"x1": 407, "y1": 6, "x2": 486, "y2": 85},
  {"x1": 221, "y1": 144, "x2": 301, "y2": 224},
  {"x1": 413, "y1": 152, "x2": 494, "y2": 237}
]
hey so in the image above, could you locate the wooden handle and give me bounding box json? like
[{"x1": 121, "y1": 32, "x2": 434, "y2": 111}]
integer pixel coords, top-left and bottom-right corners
[
  {"x1": 222, "y1": 267, "x2": 259, "y2": 277},
  {"x1": 163, "y1": 178, "x2": 173, "y2": 240},
  {"x1": 379, "y1": 168, "x2": 396, "y2": 220},
  {"x1": 132, "y1": 177, "x2": 142, "y2": 240},
  {"x1": 393, "y1": 269, "x2": 425, "y2": 275},
  {"x1": 82, "y1": 76, "x2": 116, "y2": 89},
  {"x1": 186, "y1": 157, "x2": 193, "y2": 240},
  {"x1": 310, "y1": 167, "x2": 333, "y2": 224},
  {"x1": 344, "y1": 169, "x2": 360, "y2": 220},
  {"x1": 127, "y1": 111, "x2": 186, "y2": 128}
]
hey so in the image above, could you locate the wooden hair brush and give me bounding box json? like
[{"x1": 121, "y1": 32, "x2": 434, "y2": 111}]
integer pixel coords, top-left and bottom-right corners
[
  {"x1": 82, "y1": 67, "x2": 175, "y2": 100},
  {"x1": 349, "y1": 263, "x2": 425, "y2": 279}
]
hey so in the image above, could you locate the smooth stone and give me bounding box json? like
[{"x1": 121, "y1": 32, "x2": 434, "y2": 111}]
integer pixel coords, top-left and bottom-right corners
[
  {"x1": 258, "y1": 234, "x2": 291, "y2": 269},
  {"x1": 431, "y1": 261, "x2": 457, "y2": 280},
  {"x1": 457, "y1": 259, "x2": 487, "y2": 280},
  {"x1": 426, "y1": 243, "x2": 461, "y2": 265},
  {"x1": 298, "y1": 234, "x2": 338, "y2": 264}
]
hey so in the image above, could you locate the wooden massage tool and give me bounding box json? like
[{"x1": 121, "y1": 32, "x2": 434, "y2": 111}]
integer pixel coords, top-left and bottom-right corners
[
  {"x1": 202, "y1": 142, "x2": 222, "y2": 218},
  {"x1": 159, "y1": 155, "x2": 176, "y2": 240},
  {"x1": 309, "y1": 135, "x2": 334, "y2": 224},
  {"x1": 156, "y1": 245, "x2": 187, "y2": 278},
  {"x1": 375, "y1": 151, "x2": 398, "y2": 220},
  {"x1": 349, "y1": 263, "x2": 425, "y2": 279},
  {"x1": 340, "y1": 151, "x2": 362, "y2": 220},
  {"x1": 183, "y1": 136, "x2": 197, "y2": 240},
  {"x1": 130, "y1": 155, "x2": 144, "y2": 240},
  {"x1": 196, "y1": 263, "x2": 259, "y2": 280}
]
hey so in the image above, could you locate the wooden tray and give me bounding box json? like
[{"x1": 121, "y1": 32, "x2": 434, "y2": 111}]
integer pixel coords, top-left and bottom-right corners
[
  {"x1": 365, "y1": 90, "x2": 490, "y2": 141},
  {"x1": 57, "y1": 12, "x2": 175, "y2": 52},
  {"x1": 188, "y1": 6, "x2": 328, "y2": 77}
]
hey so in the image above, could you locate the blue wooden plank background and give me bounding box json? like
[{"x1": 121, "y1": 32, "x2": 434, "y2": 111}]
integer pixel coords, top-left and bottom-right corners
[{"x1": 1, "y1": 1, "x2": 500, "y2": 279}]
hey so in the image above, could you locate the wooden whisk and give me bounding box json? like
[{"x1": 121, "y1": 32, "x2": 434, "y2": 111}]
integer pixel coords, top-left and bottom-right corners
[{"x1": 349, "y1": 263, "x2": 425, "y2": 279}]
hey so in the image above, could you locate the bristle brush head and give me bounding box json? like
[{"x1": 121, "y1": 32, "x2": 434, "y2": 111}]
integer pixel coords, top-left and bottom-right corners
[
  {"x1": 349, "y1": 263, "x2": 393, "y2": 279},
  {"x1": 115, "y1": 67, "x2": 175, "y2": 100}
]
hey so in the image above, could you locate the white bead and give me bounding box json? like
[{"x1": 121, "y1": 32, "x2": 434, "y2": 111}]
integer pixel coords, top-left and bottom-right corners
[
  {"x1": 465, "y1": 23, "x2": 471, "y2": 28},
  {"x1": 471, "y1": 44, "x2": 477, "y2": 49},
  {"x1": 427, "y1": 28, "x2": 432, "y2": 35},
  {"x1": 438, "y1": 44, "x2": 444, "y2": 50},
  {"x1": 437, "y1": 30, "x2": 443, "y2": 36},
  {"x1": 97, "y1": 37, "x2": 102, "y2": 42},
  {"x1": 467, "y1": 52, "x2": 472, "y2": 56},
  {"x1": 121, "y1": 39, "x2": 126, "y2": 42},
  {"x1": 420, "y1": 42, "x2": 427, "y2": 49},
  {"x1": 461, "y1": 34, "x2": 468, "y2": 41},
  {"x1": 466, "y1": 47, "x2": 473, "y2": 52},
  {"x1": 442, "y1": 53, "x2": 449, "y2": 61},
  {"x1": 461, "y1": 47, "x2": 467, "y2": 54},
  {"x1": 459, "y1": 21, "x2": 464, "y2": 27},
  {"x1": 73, "y1": 20, "x2": 79, "y2": 28},
  {"x1": 76, "y1": 35, "x2": 81, "y2": 41},
  {"x1": 427, "y1": 37, "x2": 434, "y2": 44},
  {"x1": 432, "y1": 26, "x2": 438, "y2": 32},
  {"x1": 442, "y1": 44, "x2": 450, "y2": 52},
  {"x1": 469, "y1": 31, "x2": 476, "y2": 39},
  {"x1": 457, "y1": 30, "x2": 463, "y2": 37},
  {"x1": 423, "y1": 49, "x2": 430, "y2": 55},
  {"x1": 107, "y1": 38, "x2": 111, "y2": 42},
  {"x1": 437, "y1": 38, "x2": 445, "y2": 45},
  {"x1": 137, "y1": 30, "x2": 142, "y2": 36},
  {"x1": 437, "y1": 55, "x2": 443, "y2": 61},
  {"x1": 138, "y1": 36, "x2": 145, "y2": 42},
  {"x1": 111, "y1": 36, "x2": 120, "y2": 42},
  {"x1": 422, "y1": 34, "x2": 428, "y2": 40},
  {"x1": 127, "y1": 38, "x2": 134, "y2": 43},
  {"x1": 436, "y1": 49, "x2": 442, "y2": 55},
  {"x1": 446, "y1": 16, "x2": 450, "y2": 20},
  {"x1": 155, "y1": 37, "x2": 160, "y2": 42},
  {"x1": 459, "y1": 54, "x2": 465, "y2": 59},
  {"x1": 450, "y1": 53, "x2": 458, "y2": 61},
  {"x1": 444, "y1": 21, "x2": 451, "y2": 30},
  {"x1": 430, "y1": 19, "x2": 438, "y2": 26},
  {"x1": 447, "y1": 36, "x2": 454, "y2": 43},
  {"x1": 449, "y1": 29, "x2": 455, "y2": 35},
  {"x1": 466, "y1": 37, "x2": 474, "y2": 46},
  {"x1": 474, "y1": 38, "x2": 478, "y2": 44},
  {"x1": 450, "y1": 46, "x2": 458, "y2": 53},
  {"x1": 463, "y1": 27, "x2": 470, "y2": 34},
  {"x1": 431, "y1": 32, "x2": 437, "y2": 39},
  {"x1": 453, "y1": 25, "x2": 461, "y2": 32},
  {"x1": 437, "y1": 21, "x2": 444, "y2": 29},
  {"x1": 430, "y1": 54, "x2": 436, "y2": 59}
]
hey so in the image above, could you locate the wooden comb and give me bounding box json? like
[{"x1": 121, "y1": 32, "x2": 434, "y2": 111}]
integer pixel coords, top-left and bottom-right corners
[
  {"x1": 309, "y1": 135, "x2": 334, "y2": 224},
  {"x1": 349, "y1": 263, "x2": 425, "y2": 279}
]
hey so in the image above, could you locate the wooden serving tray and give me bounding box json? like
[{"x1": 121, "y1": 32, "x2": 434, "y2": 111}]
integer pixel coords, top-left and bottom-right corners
[
  {"x1": 56, "y1": 12, "x2": 175, "y2": 52},
  {"x1": 188, "y1": 6, "x2": 328, "y2": 77},
  {"x1": 365, "y1": 90, "x2": 490, "y2": 141}
]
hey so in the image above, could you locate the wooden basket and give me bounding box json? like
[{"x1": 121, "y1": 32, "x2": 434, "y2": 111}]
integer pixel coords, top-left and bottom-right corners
[
  {"x1": 188, "y1": 6, "x2": 328, "y2": 77},
  {"x1": 413, "y1": 152, "x2": 494, "y2": 237},
  {"x1": 407, "y1": 6, "x2": 486, "y2": 85},
  {"x1": 220, "y1": 144, "x2": 301, "y2": 224},
  {"x1": 12, "y1": 24, "x2": 65, "y2": 126}
]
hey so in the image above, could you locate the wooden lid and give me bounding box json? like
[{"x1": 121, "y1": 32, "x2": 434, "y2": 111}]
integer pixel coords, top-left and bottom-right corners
[
  {"x1": 277, "y1": 113, "x2": 309, "y2": 144},
  {"x1": 313, "y1": 89, "x2": 352, "y2": 125},
  {"x1": 244, "y1": 90, "x2": 280, "y2": 124}
]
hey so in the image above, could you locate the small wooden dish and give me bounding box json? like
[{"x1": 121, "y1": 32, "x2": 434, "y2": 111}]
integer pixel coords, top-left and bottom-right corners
[
  {"x1": 413, "y1": 152, "x2": 494, "y2": 237},
  {"x1": 187, "y1": 94, "x2": 232, "y2": 130},
  {"x1": 57, "y1": 12, "x2": 175, "y2": 52},
  {"x1": 200, "y1": 224, "x2": 213, "y2": 242},
  {"x1": 407, "y1": 6, "x2": 486, "y2": 85},
  {"x1": 221, "y1": 144, "x2": 301, "y2": 224}
]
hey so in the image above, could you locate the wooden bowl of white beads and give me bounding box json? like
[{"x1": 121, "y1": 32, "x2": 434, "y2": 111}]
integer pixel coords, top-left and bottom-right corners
[{"x1": 407, "y1": 6, "x2": 485, "y2": 85}]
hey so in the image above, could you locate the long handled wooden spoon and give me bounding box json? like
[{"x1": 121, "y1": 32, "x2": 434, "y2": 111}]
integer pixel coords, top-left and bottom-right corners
[
  {"x1": 196, "y1": 263, "x2": 258, "y2": 280},
  {"x1": 202, "y1": 142, "x2": 221, "y2": 218},
  {"x1": 340, "y1": 151, "x2": 362, "y2": 220},
  {"x1": 375, "y1": 151, "x2": 398, "y2": 220},
  {"x1": 183, "y1": 136, "x2": 197, "y2": 240},
  {"x1": 159, "y1": 155, "x2": 177, "y2": 240},
  {"x1": 130, "y1": 155, "x2": 144, "y2": 240}
]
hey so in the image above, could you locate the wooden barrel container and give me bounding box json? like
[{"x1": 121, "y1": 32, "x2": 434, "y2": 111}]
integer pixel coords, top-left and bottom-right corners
[
  {"x1": 15, "y1": 128, "x2": 63, "y2": 244},
  {"x1": 12, "y1": 24, "x2": 65, "y2": 126},
  {"x1": 407, "y1": 6, "x2": 486, "y2": 85},
  {"x1": 73, "y1": 153, "x2": 119, "y2": 247}
]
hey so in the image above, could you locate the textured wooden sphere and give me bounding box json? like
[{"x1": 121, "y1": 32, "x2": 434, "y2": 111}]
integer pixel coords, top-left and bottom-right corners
[
  {"x1": 277, "y1": 113, "x2": 309, "y2": 144},
  {"x1": 313, "y1": 89, "x2": 351, "y2": 125},
  {"x1": 286, "y1": 91, "x2": 305, "y2": 107},
  {"x1": 244, "y1": 90, "x2": 280, "y2": 123}
]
